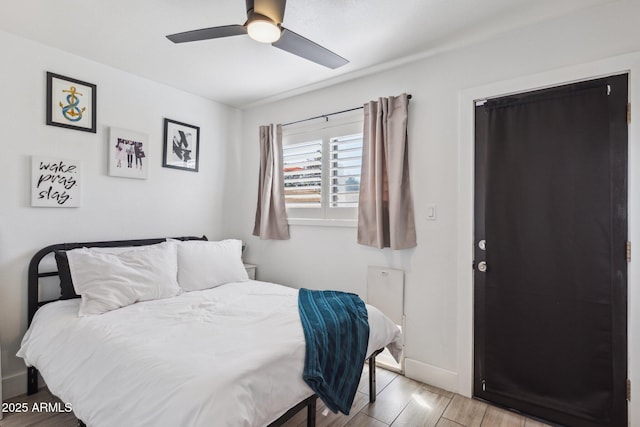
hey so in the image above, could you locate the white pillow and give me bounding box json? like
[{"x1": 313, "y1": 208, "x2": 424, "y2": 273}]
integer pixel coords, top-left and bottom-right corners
[
  {"x1": 66, "y1": 241, "x2": 180, "y2": 316},
  {"x1": 173, "y1": 239, "x2": 249, "y2": 291},
  {"x1": 89, "y1": 246, "x2": 144, "y2": 255}
]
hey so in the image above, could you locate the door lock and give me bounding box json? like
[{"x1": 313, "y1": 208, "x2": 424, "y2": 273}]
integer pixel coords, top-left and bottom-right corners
[{"x1": 477, "y1": 261, "x2": 487, "y2": 272}]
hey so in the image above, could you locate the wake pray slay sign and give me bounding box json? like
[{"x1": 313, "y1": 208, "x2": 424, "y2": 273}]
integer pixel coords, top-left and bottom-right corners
[{"x1": 31, "y1": 156, "x2": 81, "y2": 207}]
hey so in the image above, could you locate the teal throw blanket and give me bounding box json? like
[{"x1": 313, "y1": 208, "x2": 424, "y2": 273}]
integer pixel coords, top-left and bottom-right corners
[{"x1": 297, "y1": 288, "x2": 370, "y2": 415}]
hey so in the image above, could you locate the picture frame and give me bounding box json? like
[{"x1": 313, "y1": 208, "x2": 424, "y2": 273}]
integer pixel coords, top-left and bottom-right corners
[
  {"x1": 108, "y1": 127, "x2": 149, "y2": 179},
  {"x1": 162, "y1": 118, "x2": 200, "y2": 172},
  {"x1": 31, "y1": 156, "x2": 81, "y2": 207},
  {"x1": 46, "y1": 72, "x2": 97, "y2": 133}
]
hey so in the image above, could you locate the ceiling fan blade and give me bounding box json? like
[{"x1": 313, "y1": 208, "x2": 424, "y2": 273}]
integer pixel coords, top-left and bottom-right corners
[
  {"x1": 167, "y1": 25, "x2": 247, "y2": 43},
  {"x1": 273, "y1": 28, "x2": 349, "y2": 69},
  {"x1": 253, "y1": 0, "x2": 286, "y2": 23}
]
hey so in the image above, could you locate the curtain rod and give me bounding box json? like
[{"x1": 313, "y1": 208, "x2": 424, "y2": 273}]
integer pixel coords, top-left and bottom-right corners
[{"x1": 282, "y1": 94, "x2": 412, "y2": 127}]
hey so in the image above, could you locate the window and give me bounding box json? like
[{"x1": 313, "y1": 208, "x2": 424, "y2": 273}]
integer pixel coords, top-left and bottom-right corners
[{"x1": 282, "y1": 117, "x2": 363, "y2": 225}]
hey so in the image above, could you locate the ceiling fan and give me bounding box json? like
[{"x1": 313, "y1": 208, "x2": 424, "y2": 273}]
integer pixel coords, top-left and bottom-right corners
[{"x1": 166, "y1": 0, "x2": 349, "y2": 69}]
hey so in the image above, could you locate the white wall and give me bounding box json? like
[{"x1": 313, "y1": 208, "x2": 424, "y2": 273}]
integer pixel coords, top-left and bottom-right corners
[
  {"x1": 228, "y1": 0, "x2": 640, "y2": 424},
  {"x1": 0, "y1": 30, "x2": 242, "y2": 398},
  {"x1": 3, "y1": 0, "x2": 640, "y2": 423}
]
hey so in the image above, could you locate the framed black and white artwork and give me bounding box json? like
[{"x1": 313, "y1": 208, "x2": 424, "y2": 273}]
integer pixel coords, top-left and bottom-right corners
[
  {"x1": 162, "y1": 118, "x2": 200, "y2": 172},
  {"x1": 108, "y1": 127, "x2": 149, "y2": 179},
  {"x1": 31, "y1": 156, "x2": 81, "y2": 207},
  {"x1": 46, "y1": 72, "x2": 97, "y2": 133}
]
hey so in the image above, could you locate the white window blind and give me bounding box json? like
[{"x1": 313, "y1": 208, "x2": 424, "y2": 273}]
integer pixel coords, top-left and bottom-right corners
[
  {"x1": 329, "y1": 134, "x2": 363, "y2": 208},
  {"x1": 283, "y1": 140, "x2": 322, "y2": 208}
]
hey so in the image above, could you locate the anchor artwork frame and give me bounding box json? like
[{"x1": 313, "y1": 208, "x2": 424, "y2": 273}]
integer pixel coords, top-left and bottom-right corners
[
  {"x1": 162, "y1": 118, "x2": 200, "y2": 172},
  {"x1": 46, "y1": 72, "x2": 97, "y2": 133}
]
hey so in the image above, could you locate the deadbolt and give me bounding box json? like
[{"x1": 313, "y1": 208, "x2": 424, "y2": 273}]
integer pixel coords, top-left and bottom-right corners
[
  {"x1": 477, "y1": 261, "x2": 487, "y2": 272},
  {"x1": 478, "y1": 240, "x2": 486, "y2": 250}
]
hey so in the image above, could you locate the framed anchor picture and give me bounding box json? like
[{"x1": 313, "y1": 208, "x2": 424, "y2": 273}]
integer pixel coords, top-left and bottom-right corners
[{"x1": 46, "y1": 72, "x2": 97, "y2": 133}]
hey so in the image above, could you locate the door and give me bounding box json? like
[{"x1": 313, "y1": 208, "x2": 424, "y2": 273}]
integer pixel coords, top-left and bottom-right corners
[{"x1": 474, "y1": 75, "x2": 628, "y2": 426}]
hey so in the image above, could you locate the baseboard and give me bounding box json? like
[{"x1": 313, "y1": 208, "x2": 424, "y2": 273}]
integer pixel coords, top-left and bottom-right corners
[
  {"x1": 3, "y1": 370, "x2": 28, "y2": 399},
  {"x1": 404, "y1": 358, "x2": 458, "y2": 393}
]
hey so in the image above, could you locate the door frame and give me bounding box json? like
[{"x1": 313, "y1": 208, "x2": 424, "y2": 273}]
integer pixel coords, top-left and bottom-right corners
[{"x1": 456, "y1": 53, "x2": 640, "y2": 424}]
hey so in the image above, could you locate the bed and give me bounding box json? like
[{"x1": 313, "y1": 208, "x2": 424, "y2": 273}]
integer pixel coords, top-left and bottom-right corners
[{"x1": 18, "y1": 236, "x2": 403, "y2": 427}]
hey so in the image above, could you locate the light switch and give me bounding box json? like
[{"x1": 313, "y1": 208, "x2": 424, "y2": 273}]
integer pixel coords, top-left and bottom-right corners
[{"x1": 426, "y1": 204, "x2": 437, "y2": 220}]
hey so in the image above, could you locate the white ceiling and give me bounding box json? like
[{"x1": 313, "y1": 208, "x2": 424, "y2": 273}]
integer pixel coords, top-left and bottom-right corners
[{"x1": 1, "y1": 0, "x2": 612, "y2": 108}]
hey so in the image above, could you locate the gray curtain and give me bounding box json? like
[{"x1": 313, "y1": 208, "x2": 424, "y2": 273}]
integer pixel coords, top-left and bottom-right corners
[
  {"x1": 357, "y1": 93, "x2": 416, "y2": 249},
  {"x1": 253, "y1": 124, "x2": 290, "y2": 240}
]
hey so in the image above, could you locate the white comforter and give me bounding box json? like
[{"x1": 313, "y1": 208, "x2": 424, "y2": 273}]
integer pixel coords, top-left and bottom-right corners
[{"x1": 18, "y1": 281, "x2": 402, "y2": 427}]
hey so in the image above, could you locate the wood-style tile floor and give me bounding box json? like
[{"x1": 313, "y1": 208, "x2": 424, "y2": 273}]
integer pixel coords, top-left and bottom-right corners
[{"x1": 0, "y1": 368, "x2": 552, "y2": 427}]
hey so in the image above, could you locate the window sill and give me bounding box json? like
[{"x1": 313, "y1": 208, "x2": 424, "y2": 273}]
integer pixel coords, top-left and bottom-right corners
[{"x1": 287, "y1": 218, "x2": 357, "y2": 228}]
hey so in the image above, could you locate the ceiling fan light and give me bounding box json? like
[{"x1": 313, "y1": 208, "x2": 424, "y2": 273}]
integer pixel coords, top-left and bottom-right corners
[{"x1": 247, "y1": 19, "x2": 281, "y2": 43}]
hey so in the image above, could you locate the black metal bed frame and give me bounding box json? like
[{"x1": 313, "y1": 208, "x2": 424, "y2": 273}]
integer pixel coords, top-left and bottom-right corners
[{"x1": 26, "y1": 235, "x2": 383, "y2": 427}]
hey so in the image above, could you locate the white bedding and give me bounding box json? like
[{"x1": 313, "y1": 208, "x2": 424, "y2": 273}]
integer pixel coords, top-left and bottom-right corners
[{"x1": 18, "y1": 280, "x2": 402, "y2": 427}]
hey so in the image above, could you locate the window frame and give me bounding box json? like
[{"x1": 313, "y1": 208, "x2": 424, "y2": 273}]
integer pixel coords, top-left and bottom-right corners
[{"x1": 282, "y1": 115, "x2": 363, "y2": 226}]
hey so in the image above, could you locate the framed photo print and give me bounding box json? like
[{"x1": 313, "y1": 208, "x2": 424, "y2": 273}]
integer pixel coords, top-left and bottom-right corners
[
  {"x1": 46, "y1": 72, "x2": 97, "y2": 133},
  {"x1": 108, "y1": 127, "x2": 149, "y2": 179},
  {"x1": 163, "y1": 118, "x2": 200, "y2": 172}
]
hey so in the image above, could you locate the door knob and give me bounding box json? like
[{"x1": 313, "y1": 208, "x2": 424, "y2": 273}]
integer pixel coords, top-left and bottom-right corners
[{"x1": 477, "y1": 261, "x2": 487, "y2": 272}]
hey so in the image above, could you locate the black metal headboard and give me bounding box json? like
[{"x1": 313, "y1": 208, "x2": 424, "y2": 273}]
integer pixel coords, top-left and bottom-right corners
[{"x1": 27, "y1": 235, "x2": 207, "y2": 325}]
